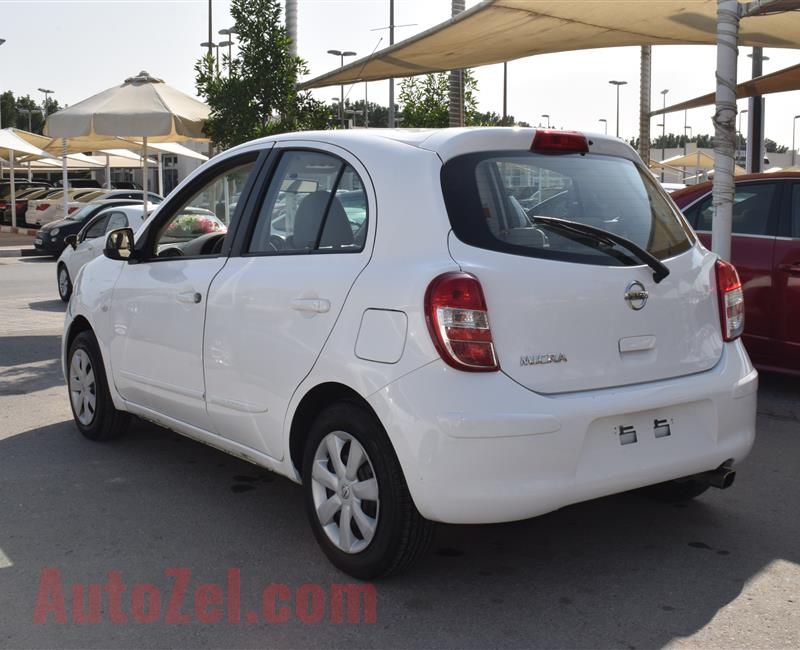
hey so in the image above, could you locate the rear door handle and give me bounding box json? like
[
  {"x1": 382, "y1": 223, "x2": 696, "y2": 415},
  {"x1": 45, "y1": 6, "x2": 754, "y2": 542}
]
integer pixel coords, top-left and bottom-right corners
[
  {"x1": 290, "y1": 298, "x2": 331, "y2": 314},
  {"x1": 177, "y1": 291, "x2": 202, "y2": 304},
  {"x1": 777, "y1": 263, "x2": 800, "y2": 275}
]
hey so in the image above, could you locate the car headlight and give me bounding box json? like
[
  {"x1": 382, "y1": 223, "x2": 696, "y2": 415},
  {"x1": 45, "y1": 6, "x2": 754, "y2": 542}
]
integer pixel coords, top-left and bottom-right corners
[{"x1": 50, "y1": 228, "x2": 60, "y2": 236}]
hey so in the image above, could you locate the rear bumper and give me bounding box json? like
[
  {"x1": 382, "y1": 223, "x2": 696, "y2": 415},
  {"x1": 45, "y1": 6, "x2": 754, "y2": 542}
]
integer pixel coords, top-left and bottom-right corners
[{"x1": 367, "y1": 342, "x2": 757, "y2": 524}]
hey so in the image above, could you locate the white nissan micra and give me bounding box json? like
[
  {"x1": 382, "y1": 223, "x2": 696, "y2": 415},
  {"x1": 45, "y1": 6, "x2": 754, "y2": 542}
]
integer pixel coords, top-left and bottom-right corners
[{"x1": 63, "y1": 128, "x2": 758, "y2": 578}]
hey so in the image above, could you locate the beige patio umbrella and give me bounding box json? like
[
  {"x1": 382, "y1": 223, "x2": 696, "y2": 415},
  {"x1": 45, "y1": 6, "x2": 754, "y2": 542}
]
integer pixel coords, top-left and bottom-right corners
[{"x1": 44, "y1": 71, "x2": 209, "y2": 216}]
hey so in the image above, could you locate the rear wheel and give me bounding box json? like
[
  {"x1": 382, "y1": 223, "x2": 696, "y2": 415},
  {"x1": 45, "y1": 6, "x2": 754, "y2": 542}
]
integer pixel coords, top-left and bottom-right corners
[
  {"x1": 302, "y1": 402, "x2": 433, "y2": 579},
  {"x1": 57, "y1": 265, "x2": 72, "y2": 302},
  {"x1": 67, "y1": 330, "x2": 129, "y2": 441},
  {"x1": 641, "y1": 478, "x2": 709, "y2": 502}
]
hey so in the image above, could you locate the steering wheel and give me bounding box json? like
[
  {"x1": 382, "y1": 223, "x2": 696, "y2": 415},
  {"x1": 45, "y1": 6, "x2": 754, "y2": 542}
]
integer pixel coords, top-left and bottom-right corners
[
  {"x1": 158, "y1": 247, "x2": 184, "y2": 258},
  {"x1": 268, "y1": 235, "x2": 286, "y2": 252}
]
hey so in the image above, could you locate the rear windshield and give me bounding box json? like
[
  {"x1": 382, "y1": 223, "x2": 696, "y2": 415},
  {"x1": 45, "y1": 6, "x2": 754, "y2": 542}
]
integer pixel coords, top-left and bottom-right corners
[{"x1": 441, "y1": 151, "x2": 694, "y2": 266}]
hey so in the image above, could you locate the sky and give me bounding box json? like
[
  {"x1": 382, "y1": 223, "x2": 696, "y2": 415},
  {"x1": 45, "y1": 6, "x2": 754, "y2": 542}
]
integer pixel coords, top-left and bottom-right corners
[{"x1": 1, "y1": 0, "x2": 799, "y2": 149}]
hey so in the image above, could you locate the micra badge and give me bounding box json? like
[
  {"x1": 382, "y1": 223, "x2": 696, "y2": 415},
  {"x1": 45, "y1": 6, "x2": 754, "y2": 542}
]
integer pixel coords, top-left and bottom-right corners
[{"x1": 520, "y1": 353, "x2": 568, "y2": 366}]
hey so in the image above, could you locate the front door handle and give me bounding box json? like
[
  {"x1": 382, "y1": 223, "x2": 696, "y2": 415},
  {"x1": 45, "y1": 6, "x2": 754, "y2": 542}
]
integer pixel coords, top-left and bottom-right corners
[
  {"x1": 290, "y1": 298, "x2": 331, "y2": 314},
  {"x1": 177, "y1": 291, "x2": 202, "y2": 304},
  {"x1": 777, "y1": 263, "x2": 800, "y2": 275}
]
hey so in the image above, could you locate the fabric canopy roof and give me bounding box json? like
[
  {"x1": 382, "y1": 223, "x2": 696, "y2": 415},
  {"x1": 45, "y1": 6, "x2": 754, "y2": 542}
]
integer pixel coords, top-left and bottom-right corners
[
  {"x1": 131, "y1": 140, "x2": 209, "y2": 161},
  {"x1": 663, "y1": 151, "x2": 747, "y2": 174},
  {"x1": 44, "y1": 71, "x2": 209, "y2": 142},
  {"x1": 300, "y1": 0, "x2": 800, "y2": 89},
  {"x1": 652, "y1": 62, "x2": 800, "y2": 115},
  {"x1": 0, "y1": 128, "x2": 49, "y2": 160}
]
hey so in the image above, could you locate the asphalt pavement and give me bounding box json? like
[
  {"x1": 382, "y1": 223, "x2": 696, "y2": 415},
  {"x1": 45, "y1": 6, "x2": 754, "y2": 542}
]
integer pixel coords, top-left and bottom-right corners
[{"x1": 0, "y1": 255, "x2": 798, "y2": 649}]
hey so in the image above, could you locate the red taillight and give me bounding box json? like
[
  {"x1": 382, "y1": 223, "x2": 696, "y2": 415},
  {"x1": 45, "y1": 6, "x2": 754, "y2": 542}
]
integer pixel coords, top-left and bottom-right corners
[
  {"x1": 531, "y1": 130, "x2": 589, "y2": 155},
  {"x1": 715, "y1": 259, "x2": 745, "y2": 342},
  {"x1": 0, "y1": 201, "x2": 6, "y2": 209},
  {"x1": 424, "y1": 272, "x2": 499, "y2": 372},
  {"x1": 67, "y1": 207, "x2": 78, "y2": 214},
  {"x1": 15, "y1": 202, "x2": 25, "y2": 210},
  {"x1": 36, "y1": 203, "x2": 50, "y2": 211}
]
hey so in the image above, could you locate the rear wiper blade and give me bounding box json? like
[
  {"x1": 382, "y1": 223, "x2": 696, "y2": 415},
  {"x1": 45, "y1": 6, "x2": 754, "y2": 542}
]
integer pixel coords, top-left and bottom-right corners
[{"x1": 531, "y1": 215, "x2": 670, "y2": 283}]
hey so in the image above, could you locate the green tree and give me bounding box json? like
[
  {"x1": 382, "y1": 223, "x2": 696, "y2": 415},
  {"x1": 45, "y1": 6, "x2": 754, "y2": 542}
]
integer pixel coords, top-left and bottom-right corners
[
  {"x1": 1, "y1": 90, "x2": 16, "y2": 130},
  {"x1": 765, "y1": 138, "x2": 788, "y2": 154},
  {"x1": 398, "y1": 71, "x2": 483, "y2": 128},
  {"x1": 195, "y1": 0, "x2": 329, "y2": 149}
]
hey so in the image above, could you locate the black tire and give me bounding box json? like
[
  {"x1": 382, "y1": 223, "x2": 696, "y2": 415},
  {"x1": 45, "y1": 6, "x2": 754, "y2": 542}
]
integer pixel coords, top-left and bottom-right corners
[
  {"x1": 302, "y1": 401, "x2": 433, "y2": 579},
  {"x1": 67, "y1": 330, "x2": 130, "y2": 441},
  {"x1": 641, "y1": 478, "x2": 710, "y2": 502},
  {"x1": 57, "y1": 264, "x2": 72, "y2": 302}
]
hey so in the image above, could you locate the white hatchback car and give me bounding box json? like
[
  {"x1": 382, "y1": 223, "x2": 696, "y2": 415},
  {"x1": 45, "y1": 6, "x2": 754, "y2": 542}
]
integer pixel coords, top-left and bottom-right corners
[
  {"x1": 62, "y1": 128, "x2": 758, "y2": 578},
  {"x1": 56, "y1": 204, "x2": 157, "y2": 302}
]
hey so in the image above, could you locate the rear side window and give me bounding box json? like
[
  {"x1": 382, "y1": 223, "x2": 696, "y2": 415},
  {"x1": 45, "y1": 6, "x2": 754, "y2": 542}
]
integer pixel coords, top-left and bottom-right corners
[
  {"x1": 441, "y1": 151, "x2": 694, "y2": 266},
  {"x1": 693, "y1": 183, "x2": 777, "y2": 235},
  {"x1": 791, "y1": 184, "x2": 800, "y2": 238}
]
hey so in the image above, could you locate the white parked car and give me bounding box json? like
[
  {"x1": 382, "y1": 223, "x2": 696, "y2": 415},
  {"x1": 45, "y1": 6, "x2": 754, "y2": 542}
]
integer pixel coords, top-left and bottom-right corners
[
  {"x1": 31, "y1": 189, "x2": 163, "y2": 226},
  {"x1": 62, "y1": 128, "x2": 758, "y2": 579},
  {"x1": 56, "y1": 204, "x2": 154, "y2": 301}
]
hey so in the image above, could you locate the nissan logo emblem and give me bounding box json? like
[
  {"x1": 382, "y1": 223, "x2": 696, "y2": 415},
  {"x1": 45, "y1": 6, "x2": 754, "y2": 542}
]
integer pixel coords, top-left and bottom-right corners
[{"x1": 625, "y1": 281, "x2": 648, "y2": 311}]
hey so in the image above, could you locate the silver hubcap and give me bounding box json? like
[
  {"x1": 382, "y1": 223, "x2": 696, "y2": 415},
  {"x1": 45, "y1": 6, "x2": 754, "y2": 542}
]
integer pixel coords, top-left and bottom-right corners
[
  {"x1": 311, "y1": 431, "x2": 380, "y2": 554},
  {"x1": 58, "y1": 268, "x2": 69, "y2": 297},
  {"x1": 69, "y1": 349, "x2": 96, "y2": 426}
]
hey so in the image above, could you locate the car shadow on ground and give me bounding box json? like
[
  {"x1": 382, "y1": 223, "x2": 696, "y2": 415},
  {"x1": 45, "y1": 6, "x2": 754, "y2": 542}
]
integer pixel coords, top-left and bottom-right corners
[
  {"x1": 27, "y1": 299, "x2": 66, "y2": 313},
  {"x1": 0, "y1": 335, "x2": 64, "y2": 395},
  {"x1": 0, "y1": 409, "x2": 797, "y2": 649}
]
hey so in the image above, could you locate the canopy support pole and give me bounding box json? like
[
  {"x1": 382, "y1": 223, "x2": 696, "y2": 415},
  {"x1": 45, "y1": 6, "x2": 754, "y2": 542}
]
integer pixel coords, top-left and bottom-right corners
[
  {"x1": 157, "y1": 152, "x2": 164, "y2": 196},
  {"x1": 105, "y1": 154, "x2": 112, "y2": 190},
  {"x1": 711, "y1": 0, "x2": 739, "y2": 261},
  {"x1": 638, "y1": 46, "x2": 652, "y2": 165},
  {"x1": 61, "y1": 138, "x2": 69, "y2": 219},
  {"x1": 9, "y1": 150, "x2": 16, "y2": 229},
  {"x1": 141, "y1": 136, "x2": 148, "y2": 206},
  {"x1": 27, "y1": 161, "x2": 32, "y2": 182}
]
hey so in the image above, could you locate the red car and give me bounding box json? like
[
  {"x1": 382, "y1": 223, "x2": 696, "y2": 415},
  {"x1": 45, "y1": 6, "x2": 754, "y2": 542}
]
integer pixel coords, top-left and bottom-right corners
[{"x1": 672, "y1": 172, "x2": 800, "y2": 376}]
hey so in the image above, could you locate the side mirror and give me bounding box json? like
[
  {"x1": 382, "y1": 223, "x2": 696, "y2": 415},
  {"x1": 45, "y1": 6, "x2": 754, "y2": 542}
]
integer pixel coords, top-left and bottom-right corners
[
  {"x1": 65, "y1": 234, "x2": 77, "y2": 250},
  {"x1": 104, "y1": 228, "x2": 135, "y2": 261}
]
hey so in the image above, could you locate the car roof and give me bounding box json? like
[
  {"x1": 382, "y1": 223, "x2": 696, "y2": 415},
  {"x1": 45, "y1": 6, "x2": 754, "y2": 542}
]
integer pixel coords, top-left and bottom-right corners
[
  {"x1": 223, "y1": 127, "x2": 641, "y2": 165},
  {"x1": 671, "y1": 171, "x2": 800, "y2": 205}
]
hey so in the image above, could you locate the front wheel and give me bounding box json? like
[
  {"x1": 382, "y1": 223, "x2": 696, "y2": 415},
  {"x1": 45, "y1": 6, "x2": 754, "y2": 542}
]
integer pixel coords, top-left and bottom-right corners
[
  {"x1": 57, "y1": 265, "x2": 72, "y2": 302},
  {"x1": 302, "y1": 402, "x2": 433, "y2": 579},
  {"x1": 67, "y1": 330, "x2": 129, "y2": 441}
]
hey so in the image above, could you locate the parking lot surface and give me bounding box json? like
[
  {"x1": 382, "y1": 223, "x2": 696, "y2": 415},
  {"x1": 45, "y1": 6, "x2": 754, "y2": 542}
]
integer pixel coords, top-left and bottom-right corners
[{"x1": 1, "y1": 255, "x2": 798, "y2": 649}]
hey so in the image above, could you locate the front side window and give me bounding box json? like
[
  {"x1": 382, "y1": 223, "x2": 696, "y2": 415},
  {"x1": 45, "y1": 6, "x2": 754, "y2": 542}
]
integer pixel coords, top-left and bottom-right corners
[
  {"x1": 442, "y1": 151, "x2": 694, "y2": 266},
  {"x1": 83, "y1": 215, "x2": 109, "y2": 240},
  {"x1": 152, "y1": 161, "x2": 255, "y2": 257},
  {"x1": 791, "y1": 184, "x2": 800, "y2": 238},
  {"x1": 105, "y1": 211, "x2": 129, "y2": 233},
  {"x1": 248, "y1": 150, "x2": 367, "y2": 254},
  {"x1": 694, "y1": 183, "x2": 777, "y2": 235}
]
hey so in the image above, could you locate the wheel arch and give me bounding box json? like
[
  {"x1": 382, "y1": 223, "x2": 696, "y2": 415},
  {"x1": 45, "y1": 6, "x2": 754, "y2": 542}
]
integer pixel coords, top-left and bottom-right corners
[
  {"x1": 64, "y1": 315, "x2": 92, "y2": 369},
  {"x1": 288, "y1": 382, "x2": 382, "y2": 479}
]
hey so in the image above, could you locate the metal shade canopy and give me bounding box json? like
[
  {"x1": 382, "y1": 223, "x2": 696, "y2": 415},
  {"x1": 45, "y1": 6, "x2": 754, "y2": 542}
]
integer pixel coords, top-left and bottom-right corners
[
  {"x1": 299, "y1": 0, "x2": 800, "y2": 89},
  {"x1": 651, "y1": 62, "x2": 800, "y2": 115}
]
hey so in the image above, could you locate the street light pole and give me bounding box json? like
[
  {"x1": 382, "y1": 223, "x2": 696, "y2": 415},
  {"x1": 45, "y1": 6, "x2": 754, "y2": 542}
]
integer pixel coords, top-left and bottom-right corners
[
  {"x1": 609, "y1": 80, "x2": 627, "y2": 138},
  {"x1": 389, "y1": 0, "x2": 395, "y2": 128},
  {"x1": 200, "y1": 42, "x2": 220, "y2": 73},
  {"x1": 660, "y1": 89, "x2": 669, "y2": 180},
  {"x1": 0, "y1": 39, "x2": 5, "y2": 132},
  {"x1": 327, "y1": 49, "x2": 357, "y2": 128},
  {"x1": 599, "y1": 118, "x2": 607, "y2": 134},
  {"x1": 793, "y1": 114, "x2": 800, "y2": 167}
]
